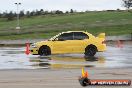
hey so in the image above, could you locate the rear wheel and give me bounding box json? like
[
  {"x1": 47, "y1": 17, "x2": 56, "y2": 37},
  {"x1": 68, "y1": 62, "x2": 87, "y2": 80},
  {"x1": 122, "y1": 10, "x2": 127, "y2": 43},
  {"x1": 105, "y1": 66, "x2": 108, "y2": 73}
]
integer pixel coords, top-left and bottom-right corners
[
  {"x1": 38, "y1": 46, "x2": 51, "y2": 56},
  {"x1": 85, "y1": 45, "x2": 97, "y2": 56}
]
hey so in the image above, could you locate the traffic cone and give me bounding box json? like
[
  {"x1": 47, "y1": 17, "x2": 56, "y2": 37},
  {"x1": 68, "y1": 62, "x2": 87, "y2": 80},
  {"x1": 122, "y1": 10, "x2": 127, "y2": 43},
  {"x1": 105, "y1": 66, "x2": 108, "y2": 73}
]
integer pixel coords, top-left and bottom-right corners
[
  {"x1": 79, "y1": 67, "x2": 90, "y2": 86},
  {"x1": 25, "y1": 43, "x2": 30, "y2": 55},
  {"x1": 82, "y1": 67, "x2": 89, "y2": 78}
]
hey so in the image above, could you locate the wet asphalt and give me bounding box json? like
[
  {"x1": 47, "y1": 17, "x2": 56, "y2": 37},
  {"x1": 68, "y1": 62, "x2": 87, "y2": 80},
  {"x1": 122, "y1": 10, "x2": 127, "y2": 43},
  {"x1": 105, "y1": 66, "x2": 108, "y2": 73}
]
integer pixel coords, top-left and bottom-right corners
[{"x1": 0, "y1": 42, "x2": 132, "y2": 69}]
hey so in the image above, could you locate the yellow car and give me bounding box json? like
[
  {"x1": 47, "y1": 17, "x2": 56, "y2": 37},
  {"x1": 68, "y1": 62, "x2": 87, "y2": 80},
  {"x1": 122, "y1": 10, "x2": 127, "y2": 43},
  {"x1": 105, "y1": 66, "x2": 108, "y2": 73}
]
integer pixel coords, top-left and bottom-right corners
[{"x1": 30, "y1": 31, "x2": 106, "y2": 56}]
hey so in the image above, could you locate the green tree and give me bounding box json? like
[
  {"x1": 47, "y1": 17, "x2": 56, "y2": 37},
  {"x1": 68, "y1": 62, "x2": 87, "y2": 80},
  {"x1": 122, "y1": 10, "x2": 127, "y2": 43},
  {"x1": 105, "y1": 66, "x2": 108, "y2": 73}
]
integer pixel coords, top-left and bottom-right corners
[
  {"x1": 123, "y1": 0, "x2": 132, "y2": 11},
  {"x1": 36, "y1": 9, "x2": 41, "y2": 15},
  {"x1": 26, "y1": 11, "x2": 30, "y2": 18},
  {"x1": 0, "y1": 13, "x2": 2, "y2": 18},
  {"x1": 40, "y1": 9, "x2": 44, "y2": 15},
  {"x1": 55, "y1": 10, "x2": 63, "y2": 14},
  {"x1": 19, "y1": 10, "x2": 25, "y2": 17},
  {"x1": 70, "y1": 9, "x2": 74, "y2": 13},
  {"x1": 7, "y1": 11, "x2": 14, "y2": 21},
  {"x1": 65, "y1": 11, "x2": 69, "y2": 14},
  {"x1": 30, "y1": 11, "x2": 36, "y2": 16}
]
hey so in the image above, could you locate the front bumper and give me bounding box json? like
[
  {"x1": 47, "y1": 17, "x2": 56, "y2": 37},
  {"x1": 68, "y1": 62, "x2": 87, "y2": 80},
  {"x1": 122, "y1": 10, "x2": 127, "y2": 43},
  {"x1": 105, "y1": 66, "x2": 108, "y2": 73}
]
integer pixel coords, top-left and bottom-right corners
[{"x1": 30, "y1": 48, "x2": 39, "y2": 55}]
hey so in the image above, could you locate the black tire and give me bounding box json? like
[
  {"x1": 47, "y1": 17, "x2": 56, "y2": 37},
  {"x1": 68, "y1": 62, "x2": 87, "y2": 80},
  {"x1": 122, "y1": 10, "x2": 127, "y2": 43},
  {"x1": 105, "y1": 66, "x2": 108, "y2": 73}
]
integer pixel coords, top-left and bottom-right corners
[
  {"x1": 85, "y1": 45, "x2": 97, "y2": 56},
  {"x1": 38, "y1": 46, "x2": 51, "y2": 56}
]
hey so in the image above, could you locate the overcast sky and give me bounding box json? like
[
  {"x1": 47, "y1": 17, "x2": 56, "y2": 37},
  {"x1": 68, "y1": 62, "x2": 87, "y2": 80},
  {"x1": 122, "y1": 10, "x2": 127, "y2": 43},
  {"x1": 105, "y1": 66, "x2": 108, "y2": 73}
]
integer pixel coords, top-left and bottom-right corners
[{"x1": 0, "y1": 0, "x2": 124, "y2": 12}]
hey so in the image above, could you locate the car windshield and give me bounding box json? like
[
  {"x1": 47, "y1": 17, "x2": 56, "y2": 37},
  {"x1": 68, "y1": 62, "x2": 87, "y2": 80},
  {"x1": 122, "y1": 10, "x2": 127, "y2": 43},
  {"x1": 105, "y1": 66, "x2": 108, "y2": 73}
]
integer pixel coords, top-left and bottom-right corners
[{"x1": 48, "y1": 33, "x2": 62, "y2": 41}]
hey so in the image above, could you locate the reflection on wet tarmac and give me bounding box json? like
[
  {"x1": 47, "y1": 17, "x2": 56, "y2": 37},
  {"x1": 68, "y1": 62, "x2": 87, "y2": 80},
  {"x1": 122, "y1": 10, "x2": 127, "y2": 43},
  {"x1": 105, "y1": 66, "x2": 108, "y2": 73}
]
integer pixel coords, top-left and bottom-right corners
[
  {"x1": 0, "y1": 44, "x2": 132, "y2": 69},
  {"x1": 29, "y1": 55, "x2": 105, "y2": 69}
]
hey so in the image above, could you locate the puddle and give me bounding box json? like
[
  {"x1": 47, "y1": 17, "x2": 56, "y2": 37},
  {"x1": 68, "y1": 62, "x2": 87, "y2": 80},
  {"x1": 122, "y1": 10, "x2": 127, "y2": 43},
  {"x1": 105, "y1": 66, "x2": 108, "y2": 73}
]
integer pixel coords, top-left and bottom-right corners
[
  {"x1": 0, "y1": 44, "x2": 132, "y2": 69},
  {"x1": 28, "y1": 55, "x2": 105, "y2": 69}
]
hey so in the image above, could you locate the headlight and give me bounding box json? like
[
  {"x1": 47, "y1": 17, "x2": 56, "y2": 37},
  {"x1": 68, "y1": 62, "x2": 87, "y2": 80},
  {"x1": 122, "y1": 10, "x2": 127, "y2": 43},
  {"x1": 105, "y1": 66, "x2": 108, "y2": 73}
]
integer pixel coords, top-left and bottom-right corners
[{"x1": 30, "y1": 43, "x2": 37, "y2": 48}]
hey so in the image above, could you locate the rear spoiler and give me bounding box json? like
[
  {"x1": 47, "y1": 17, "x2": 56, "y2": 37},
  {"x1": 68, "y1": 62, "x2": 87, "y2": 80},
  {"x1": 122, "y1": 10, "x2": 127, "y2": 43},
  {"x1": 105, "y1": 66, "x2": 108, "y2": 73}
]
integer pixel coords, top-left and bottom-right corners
[{"x1": 97, "y1": 33, "x2": 105, "y2": 39}]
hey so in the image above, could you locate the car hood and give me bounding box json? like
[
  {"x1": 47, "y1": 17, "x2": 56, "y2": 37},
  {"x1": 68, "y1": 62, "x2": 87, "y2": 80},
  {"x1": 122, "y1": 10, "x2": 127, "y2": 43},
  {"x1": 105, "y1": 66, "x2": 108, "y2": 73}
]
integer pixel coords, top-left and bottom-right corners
[
  {"x1": 36, "y1": 40, "x2": 47, "y2": 44},
  {"x1": 35, "y1": 40, "x2": 52, "y2": 46}
]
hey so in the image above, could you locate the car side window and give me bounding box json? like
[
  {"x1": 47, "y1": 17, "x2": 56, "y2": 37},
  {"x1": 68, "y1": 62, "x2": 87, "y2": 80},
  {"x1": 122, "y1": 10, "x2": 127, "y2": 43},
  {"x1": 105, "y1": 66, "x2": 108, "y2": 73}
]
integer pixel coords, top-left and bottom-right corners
[
  {"x1": 57, "y1": 33, "x2": 73, "y2": 41},
  {"x1": 73, "y1": 32, "x2": 89, "y2": 40}
]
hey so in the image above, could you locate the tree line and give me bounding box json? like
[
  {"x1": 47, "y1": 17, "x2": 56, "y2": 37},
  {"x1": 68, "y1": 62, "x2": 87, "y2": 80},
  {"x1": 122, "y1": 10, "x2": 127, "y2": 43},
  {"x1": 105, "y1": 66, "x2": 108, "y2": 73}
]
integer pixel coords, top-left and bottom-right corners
[
  {"x1": 0, "y1": 0, "x2": 132, "y2": 21},
  {"x1": 0, "y1": 9, "x2": 75, "y2": 21}
]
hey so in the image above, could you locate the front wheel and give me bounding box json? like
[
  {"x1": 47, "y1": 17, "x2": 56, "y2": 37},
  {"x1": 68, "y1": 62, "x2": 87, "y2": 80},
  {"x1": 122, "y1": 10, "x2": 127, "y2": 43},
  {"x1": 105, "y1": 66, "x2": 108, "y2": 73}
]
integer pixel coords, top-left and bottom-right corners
[
  {"x1": 85, "y1": 45, "x2": 97, "y2": 56},
  {"x1": 38, "y1": 46, "x2": 51, "y2": 56}
]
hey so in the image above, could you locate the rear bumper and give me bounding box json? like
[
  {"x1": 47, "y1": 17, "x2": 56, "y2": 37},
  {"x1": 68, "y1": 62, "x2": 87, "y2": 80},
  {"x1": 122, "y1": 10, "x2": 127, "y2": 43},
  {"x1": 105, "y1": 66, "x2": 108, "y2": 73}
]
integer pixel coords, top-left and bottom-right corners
[{"x1": 97, "y1": 44, "x2": 106, "y2": 52}]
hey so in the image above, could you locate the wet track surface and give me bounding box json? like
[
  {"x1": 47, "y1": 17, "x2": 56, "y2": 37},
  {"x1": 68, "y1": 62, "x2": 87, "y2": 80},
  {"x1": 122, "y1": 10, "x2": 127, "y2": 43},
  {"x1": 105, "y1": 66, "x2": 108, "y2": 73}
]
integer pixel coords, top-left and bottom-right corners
[{"x1": 0, "y1": 43, "x2": 132, "y2": 69}]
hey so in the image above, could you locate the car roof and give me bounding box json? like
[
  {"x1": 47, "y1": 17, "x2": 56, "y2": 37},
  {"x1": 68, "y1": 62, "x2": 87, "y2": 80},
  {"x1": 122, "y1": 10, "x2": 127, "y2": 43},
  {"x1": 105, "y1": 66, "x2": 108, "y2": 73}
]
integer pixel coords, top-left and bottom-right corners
[
  {"x1": 62, "y1": 31, "x2": 86, "y2": 33},
  {"x1": 61, "y1": 31, "x2": 94, "y2": 37},
  {"x1": 62, "y1": 31, "x2": 92, "y2": 35},
  {"x1": 68, "y1": 31, "x2": 85, "y2": 32}
]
